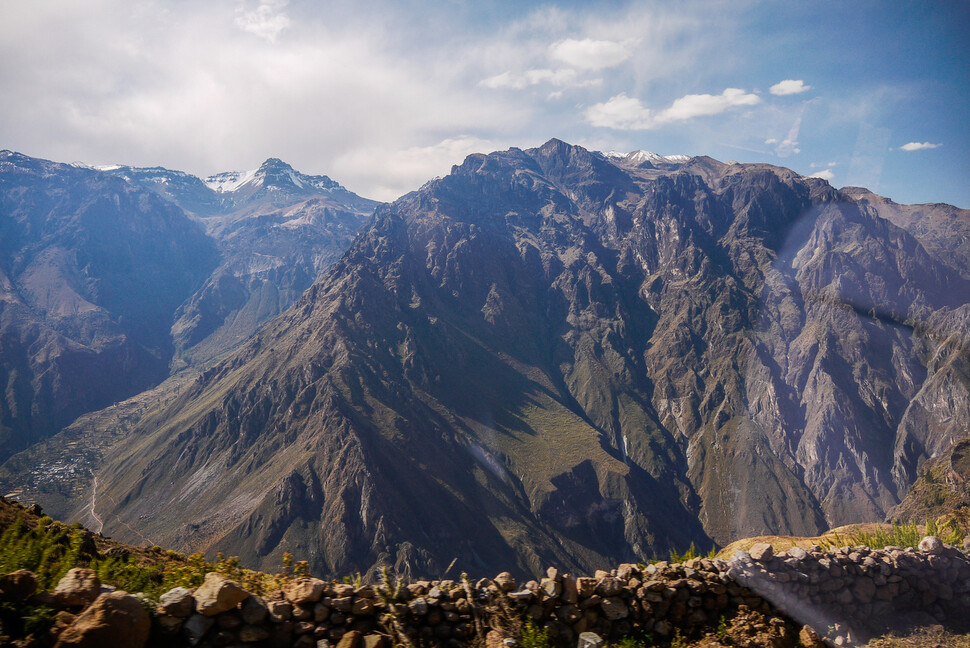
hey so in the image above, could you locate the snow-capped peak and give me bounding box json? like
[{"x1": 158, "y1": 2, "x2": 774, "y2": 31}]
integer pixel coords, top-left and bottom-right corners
[
  {"x1": 203, "y1": 158, "x2": 340, "y2": 194},
  {"x1": 604, "y1": 150, "x2": 690, "y2": 165}
]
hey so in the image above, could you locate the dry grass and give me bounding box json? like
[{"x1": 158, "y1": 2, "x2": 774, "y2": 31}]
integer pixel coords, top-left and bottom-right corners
[{"x1": 865, "y1": 626, "x2": 970, "y2": 648}]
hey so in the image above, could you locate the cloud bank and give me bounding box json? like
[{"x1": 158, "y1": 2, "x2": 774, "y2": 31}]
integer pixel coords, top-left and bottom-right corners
[{"x1": 587, "y1": 88, "x2": 760, "y2": 130}]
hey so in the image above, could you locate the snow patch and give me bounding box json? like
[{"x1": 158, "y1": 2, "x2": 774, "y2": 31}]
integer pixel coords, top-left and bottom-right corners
[{"x1": 205, "y1": 168, "x2": 257, "y2": 193}]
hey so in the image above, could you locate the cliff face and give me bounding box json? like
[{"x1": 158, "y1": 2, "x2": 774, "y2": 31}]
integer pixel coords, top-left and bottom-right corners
[
  {"x1": 0, "y1": 151, "x2": 218, "y2": 461},
  {"x1": 82, "y1": 140, "x2": 970, "y2": 578}
]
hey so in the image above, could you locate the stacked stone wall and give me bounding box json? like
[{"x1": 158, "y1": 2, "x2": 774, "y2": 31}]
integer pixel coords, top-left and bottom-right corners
[{"x1": 6, "y1": 537, "x2": 969, "y2": 648}]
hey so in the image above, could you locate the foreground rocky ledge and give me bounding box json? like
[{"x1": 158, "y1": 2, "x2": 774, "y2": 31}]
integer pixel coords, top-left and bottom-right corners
[{"x1": 3, "y1": 537, "x2": 968, "y2": 648}]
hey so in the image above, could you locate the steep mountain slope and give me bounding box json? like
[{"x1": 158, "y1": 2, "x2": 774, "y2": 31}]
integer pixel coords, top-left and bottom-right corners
[
  {"x1": 87, "y1": 140, "x2": 970, "y2": 579},
  {"x1": 105, "y1": 159, "x2": 377, "y2": 365},
  {"x1": 0, "y1": 151, "x2": 217, "y2": 460}
]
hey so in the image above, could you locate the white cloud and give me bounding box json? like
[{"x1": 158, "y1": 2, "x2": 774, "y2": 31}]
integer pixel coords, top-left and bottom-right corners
[
  {"x1": 333, "y1": 136, "x2": 502, "y2": 202},
  {"x1": 766, "y1": 112, "x2": 802, "y2": 157},
  {"x1": 587, "y1": 88, "x2": 760, "y2": 130},
  {"x1": 235, "y1": 0, "x2": 290, "y2": 43},
  {"x1": 770, "y1": 79, "x2": 811, "y2": 96},
  {"x1": 548, "y1": 38, "x2": 635, "y2": 71},
  {"x1": 809, "y1": 169, "x2": 834, "y2": 181},
  {"x1": 900, "y1": 141, "x2": 942, "y2": 151},
  {"x1": 480, "y1": 68, "x2": 601, "y2": 91}
]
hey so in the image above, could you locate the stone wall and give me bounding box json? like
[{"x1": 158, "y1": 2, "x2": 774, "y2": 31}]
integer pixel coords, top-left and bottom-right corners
[
  {"x1": 7, "y1": 536, "x2": 970, "y2": 648},
  {"x1": 727, "y1": 537, "x2": 970, "y2": 645}
]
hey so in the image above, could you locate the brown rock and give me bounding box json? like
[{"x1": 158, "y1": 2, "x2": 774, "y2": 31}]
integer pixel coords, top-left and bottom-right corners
[
  {"x1": 363, "y1": 634, "x2": 388, "y2": 648},
  {"x1": 284, "y1": 577, "x2": 327, "y2": 605},
  {"x1": 156, "y1": 614, "x2": 183, "y2": 633},
  {"x1": 494, "y1": 572, "x2": 516, "y2": 592},
  {"x1": 576, "y1": 577, "x2": 597, "y2": 598},
  {"x1": 352, "y1": 598, "x2": 374, "y2": 615},
  {"x1": 194, "y1": 572, "x2": 249, "y2": 615},
  {"x1": 486, "y1": 630, "x2": 505, "y2": 648},
  {"x1": 749, "y1": 543, "x2": 774, "y2": 562},
  {"x1": 54, "y1": 568, "x2": 102, "y2": 607},
  {"x1": 0, "y1": 569, "x2": 37, "y2": 602},
  {"x1": 799, "y1": 625, "x2": 825, "y2": 648},
  {"x1": 561, "y1": 574, "x2": 579, "y2": 604},
  {"x1": 337, "y1": 629, "x2": 362, "y2": 648},
  {"x1": 267, "y1": 599, "x2": 293, "y2": 621},
  {"x1": 53, "y1": 591, "x2": 150, "y2": 648}
]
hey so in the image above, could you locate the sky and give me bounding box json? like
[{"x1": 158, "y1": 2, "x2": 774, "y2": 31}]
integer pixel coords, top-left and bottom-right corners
[{"x1": 1, "y1": 1, "x2": 968, "y2": 206}]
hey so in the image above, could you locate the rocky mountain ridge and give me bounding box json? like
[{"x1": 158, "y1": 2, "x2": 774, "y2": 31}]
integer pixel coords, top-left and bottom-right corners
[
  {"x1": 59, "y1": 139, "x2": 970, "y2": 580},
  {"x1": 0, "y1": 150, "x2": 376, "y2": 459}
]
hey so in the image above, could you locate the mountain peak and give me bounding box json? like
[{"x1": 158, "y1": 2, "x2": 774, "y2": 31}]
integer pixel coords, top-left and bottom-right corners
[
  {"x1": 257, "y1": 157, "x2": 293, "y2": 172},
  {"x1": 604, "y1": 149, "x2": 691, "y2": 167}
]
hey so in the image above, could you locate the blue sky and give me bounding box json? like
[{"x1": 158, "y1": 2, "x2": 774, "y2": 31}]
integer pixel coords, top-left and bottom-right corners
[{"x1": 1, "y1": 0, "x2": 967, "y2": 205}]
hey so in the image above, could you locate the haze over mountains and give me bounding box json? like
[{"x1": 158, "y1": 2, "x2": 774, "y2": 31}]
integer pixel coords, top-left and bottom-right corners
[
  {"x1": 1, "y1": 140, "x2": 968, "y2": 581},
  {"x1": 0, "y1": 151, "x2": 376, "y2": 460}
]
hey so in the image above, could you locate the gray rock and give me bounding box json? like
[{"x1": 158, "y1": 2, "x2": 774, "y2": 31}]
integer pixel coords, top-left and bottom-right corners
[
  {"x1": 918, "y1": 536, "x2": 943, "y2": 555},
  {"x1": 540, "y1": 578, "x2": 561, "y2": 598},
  {"x1": 577, "y1": 632, "x2": 604, "y2": 648},
  {"x1": 159, "y1": 586, "x2": 194, "y2": 617},
  {"x1": 600, "y1": 596, "x2": 628, "y2": 620},
  {"x1": 182, "y1": 614, "x2": 215, "y2": 646}
]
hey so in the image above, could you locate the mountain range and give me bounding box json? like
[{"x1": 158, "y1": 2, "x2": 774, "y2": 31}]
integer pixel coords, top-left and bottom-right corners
[
  {"x1": 0, "y1": 151, "x2": 375, "y2": 461},
  {"x1": 1, "y1": 139, "x2": 968, "y2": 581}
]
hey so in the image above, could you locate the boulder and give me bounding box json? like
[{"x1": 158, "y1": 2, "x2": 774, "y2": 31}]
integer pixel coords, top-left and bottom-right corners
[
  {"x1": 194, "y1": 572, "x2": 249, "y2": 615},
  {"x1": 54, "y1": 568, "x2": 101, "y2": 607},
  {"x1": 53, "y1": 591, "x2": 150, "y2": 648},
  {"x1": 0, "y1": 569, "x2": 37, "y2": 602}
]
